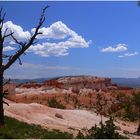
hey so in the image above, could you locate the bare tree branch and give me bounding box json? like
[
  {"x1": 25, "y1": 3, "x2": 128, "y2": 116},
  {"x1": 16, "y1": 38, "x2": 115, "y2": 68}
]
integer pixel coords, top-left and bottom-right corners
[
  {"x1": 0, "y1": 8, "x2": 6, "y2": 57},
  {"x1": 3, "y1": 89, "x2": 8, "y2": 96},
  {"x1": 3, "y1": 28, "x2": 8, "y2": 36},
  {"x1": 3, "y1": 32, "x2": 14, "y2": 39},
  {"x1": 0, "y1": 8, "x2": 6, "y2": 29},
  {"x1": 3, "y1": 6, "x2": 49, "y2": 71},
  {"x1": 3, "y1": 100, "x2": 9, "y2": 106},
  {"x1": 3, "y1": 79, "x2": 10, "y2": 86},
  {"x1": 2, "y1": 54, "x2": 11, "y2": 58},
  {"x1": 3, "y1": 28, "x2": 14, "y2": 40},
  {"x1": 18, "y1": 57, "x2": 22, "y2": 65},
  {"x1": 11, "y1": 34, "x2": 26, "y2": 46}
]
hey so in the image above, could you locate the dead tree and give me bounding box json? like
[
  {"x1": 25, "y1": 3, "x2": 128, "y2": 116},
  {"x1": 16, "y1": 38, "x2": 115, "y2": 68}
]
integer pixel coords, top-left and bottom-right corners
[
  {"x1": 94, "y1": 92, "x2": 107, "y2": 126},
  {"x1": 0, "y1": 6, "x2": 48, "y2": 126}
]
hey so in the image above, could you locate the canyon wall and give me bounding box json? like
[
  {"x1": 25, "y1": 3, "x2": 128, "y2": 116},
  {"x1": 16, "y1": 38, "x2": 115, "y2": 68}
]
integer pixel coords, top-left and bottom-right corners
[{"x1": 44, "y1": 76, "x2": 112, "y2": 92}]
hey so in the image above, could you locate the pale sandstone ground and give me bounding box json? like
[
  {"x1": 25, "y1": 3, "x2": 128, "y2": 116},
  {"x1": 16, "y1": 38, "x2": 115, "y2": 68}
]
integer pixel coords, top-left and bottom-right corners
[{"x1": 3, "y1": 99, "x2": 140, "y2": 138}]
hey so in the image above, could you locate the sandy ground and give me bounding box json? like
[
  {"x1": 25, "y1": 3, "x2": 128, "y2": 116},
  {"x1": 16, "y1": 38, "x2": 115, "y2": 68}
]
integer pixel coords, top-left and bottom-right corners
[{"x1": 3, "y1": 99, "x2": 140, "y2": 138}]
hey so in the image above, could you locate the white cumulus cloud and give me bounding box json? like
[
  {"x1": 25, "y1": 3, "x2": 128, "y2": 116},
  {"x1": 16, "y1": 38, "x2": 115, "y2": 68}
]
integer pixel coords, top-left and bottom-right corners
[
  {"x1": 31, "y1": 21, "x2": 78, "y2": 39},
  {"x1": 118, "y1": 52, "x2": 138, "y2": 58},
  {"x1": 2, "y1": 21, "x2": 90, "y2": 57},
  {"x1": 3, "y1": 46, "x2": 16, "y2": 52},
  {"x1": 100, "y1": 44, "x2": 127, "y2": 52},
  {"x1": 29, "y1": 21, "x2": 91, "y2": 57},
  {"x1": 3, "y1": 21, "x2": 31, "y2": 42}
]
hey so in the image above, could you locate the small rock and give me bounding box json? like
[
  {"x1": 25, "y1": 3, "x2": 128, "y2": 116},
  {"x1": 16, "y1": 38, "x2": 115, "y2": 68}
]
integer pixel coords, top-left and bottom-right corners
[
  {"x1": 123, "y1": 130, "x2": 129, "y2": 134},
  {"x1": 55, "y1": 113, "x2": 64, "y2": 119},
  {"x1": 122, "y1": 123, "x2": 126, "y2": 126}
]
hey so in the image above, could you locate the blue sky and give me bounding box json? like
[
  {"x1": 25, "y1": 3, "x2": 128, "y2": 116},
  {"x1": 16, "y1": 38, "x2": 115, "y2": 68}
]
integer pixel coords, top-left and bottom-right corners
[{"x1": 1, "y1": 1, "x2": 140, "y2": 79}]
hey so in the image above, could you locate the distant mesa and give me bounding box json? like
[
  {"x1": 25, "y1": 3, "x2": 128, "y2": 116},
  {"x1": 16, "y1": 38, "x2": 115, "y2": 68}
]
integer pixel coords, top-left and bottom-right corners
[
  {"x1": 4, "y1": 75, "x2": 134, "y2": 101},
  {"x1": 43, "y1": 76, "x2": 112, "y2": 92}
]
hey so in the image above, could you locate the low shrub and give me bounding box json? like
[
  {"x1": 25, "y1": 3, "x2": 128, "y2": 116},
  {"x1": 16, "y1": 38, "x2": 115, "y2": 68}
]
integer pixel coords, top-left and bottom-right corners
[
  {"x1": 76, "y1": 117, "x2": 128, "y2": 139},
  {"x1": 0, "y1": 116, "x2": 73, "y2": 139},
  {"x1": 48, "y1": 98, "x2": 66, "y2": 109}
]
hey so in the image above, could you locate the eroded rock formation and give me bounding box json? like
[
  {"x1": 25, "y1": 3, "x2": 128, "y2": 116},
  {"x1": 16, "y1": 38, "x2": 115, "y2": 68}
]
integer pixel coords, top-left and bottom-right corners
[{"x1": 44, "y1": 76, "x2": 112, "y2": 92}]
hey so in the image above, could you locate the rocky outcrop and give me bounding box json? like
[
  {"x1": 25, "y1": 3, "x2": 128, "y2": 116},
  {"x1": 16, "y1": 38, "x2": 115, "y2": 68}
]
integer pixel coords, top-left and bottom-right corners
[
  {"x1": 17, "y1": 76, "x2": 114, "y2": 94},
  {"x1": 44, "y1": 76, "x2": 112, "y2": 92},
  {"x1": 4, "y1": 99, "x2": 139, "y2": 139},
  {"x1": 13, "y1": 75, "x2": 135, "y2": 120},
  {"x1": 4, "y1": 83, "x2": 16, "y2": 100},
  {"x1": 19, "y1": 82, "x2": 42, "y2": 88}
]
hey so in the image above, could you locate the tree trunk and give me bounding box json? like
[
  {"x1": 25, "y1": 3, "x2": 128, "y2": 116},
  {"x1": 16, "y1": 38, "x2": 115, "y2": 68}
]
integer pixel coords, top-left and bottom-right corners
[
  {"x1": 0, "y1": 41, "x2": 4, "y2": 126},
  {"x1": 0, "y1": 70, "x2": 4, "y2": 126}
]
